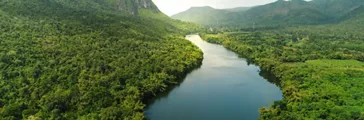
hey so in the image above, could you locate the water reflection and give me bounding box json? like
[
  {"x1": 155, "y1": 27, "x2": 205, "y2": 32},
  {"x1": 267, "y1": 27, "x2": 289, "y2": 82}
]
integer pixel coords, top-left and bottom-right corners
[
  {"x1": 145, "y1": 35, "x2": 282, "y2": 120},
  {"x1": 259, "y1": 69, "x2": 281, "y2": 87}
]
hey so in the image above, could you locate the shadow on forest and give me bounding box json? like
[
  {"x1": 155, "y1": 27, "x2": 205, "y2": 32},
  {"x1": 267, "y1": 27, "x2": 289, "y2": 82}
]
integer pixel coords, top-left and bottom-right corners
[
  {"x1": 143, "y1": 62, "x2": 203, "y2": 109},
  {"x1": 259, "y1": 69, "x2": 281, "y2": 88},
  {"x1": 245, "y1": 57, "x2": 281, "y2": 88}
]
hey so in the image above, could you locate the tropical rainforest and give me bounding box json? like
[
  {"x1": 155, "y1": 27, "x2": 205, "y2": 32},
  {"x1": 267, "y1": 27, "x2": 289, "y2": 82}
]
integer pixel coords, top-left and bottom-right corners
[
  {"x1": 2, "y1": 0, "x2": 364, "y2": 119},
  {"x1": 185, "y1": 0, "x2": 364, "y2": 119},
  {"x1": 201, "y1": 28, "x2": 364, "y2": 119},
  {"x1": 0, "y1": 0, "x2": 204, "y2": 119}
]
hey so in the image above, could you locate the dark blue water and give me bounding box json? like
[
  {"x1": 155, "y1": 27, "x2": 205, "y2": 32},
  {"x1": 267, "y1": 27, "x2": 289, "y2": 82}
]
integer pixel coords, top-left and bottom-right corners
[{"x1": 145, "y1": 35, "x2": 282, "y2": 120}]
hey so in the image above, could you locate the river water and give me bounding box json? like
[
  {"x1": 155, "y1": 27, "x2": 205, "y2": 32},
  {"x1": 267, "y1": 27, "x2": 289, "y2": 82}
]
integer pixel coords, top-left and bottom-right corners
[{"x1": 145, "y1": 35, "x2": 282, "y2": 120}]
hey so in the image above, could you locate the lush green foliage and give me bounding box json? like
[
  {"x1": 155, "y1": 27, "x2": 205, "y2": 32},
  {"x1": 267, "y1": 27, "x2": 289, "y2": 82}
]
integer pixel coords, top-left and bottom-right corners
[
  {"x1": 202, "y1": 31, "x2": 364, "y2": 63},
  {"x1": 201, "y1": 21, "x2": 364, "y2": 119},
  {"x1": 312, "y1": 0, "x2": 364, "y2": 17},
  {"x1": 260, "y1": 60, "x2": 364, "y2": 119},
  {"x1": 175, "y1": 0, "x2": 364, "y2": 119},
  {"x1": 0, "y1": 0, "x2": 203, "y2": 119}
]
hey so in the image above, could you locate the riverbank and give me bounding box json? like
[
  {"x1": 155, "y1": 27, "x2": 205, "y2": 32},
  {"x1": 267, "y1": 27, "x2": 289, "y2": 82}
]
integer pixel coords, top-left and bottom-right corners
[
  {"x1": 142, "y1": 52, "x2": 203, "y2": 104},
  {"x1": 140, "y1": 35, "x2": 204, "y2": 117},
  {"x1": 201, "y1": 33, "x2": 364, "y2": 119},
  {"x1": 145, "y1": 35, "x2": 282, "y2": 120}
]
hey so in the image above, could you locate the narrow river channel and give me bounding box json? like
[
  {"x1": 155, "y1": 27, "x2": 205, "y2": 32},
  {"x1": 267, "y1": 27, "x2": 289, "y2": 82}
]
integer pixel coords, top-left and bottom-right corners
[{"x1": 145, "y1": 35, "x2": 282, "y2": 120}]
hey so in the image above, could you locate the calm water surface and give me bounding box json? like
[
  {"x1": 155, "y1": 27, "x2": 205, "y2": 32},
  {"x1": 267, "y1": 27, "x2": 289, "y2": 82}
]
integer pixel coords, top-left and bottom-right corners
[{"x1": 145, "y1": 35, "x2": 282, "y2": 120}]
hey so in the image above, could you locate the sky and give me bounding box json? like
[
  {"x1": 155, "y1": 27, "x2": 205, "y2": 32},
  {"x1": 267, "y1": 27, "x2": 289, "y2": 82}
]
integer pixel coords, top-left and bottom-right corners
[{"x1": 152, "y1": 0, "x2": 278, "y2": 16}]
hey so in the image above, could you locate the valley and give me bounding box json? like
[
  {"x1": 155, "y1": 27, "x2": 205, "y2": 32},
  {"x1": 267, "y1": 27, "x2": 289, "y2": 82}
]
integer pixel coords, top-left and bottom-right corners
[
  {"x1": 145, "y1": 35, "x2": 282, "y2": 120},
  {"x1": 170, "y1": 0, "x2": 364, "y2": 119},
  {"x1": 1, "y1": 0, "x2": 364, "y2": 119}
]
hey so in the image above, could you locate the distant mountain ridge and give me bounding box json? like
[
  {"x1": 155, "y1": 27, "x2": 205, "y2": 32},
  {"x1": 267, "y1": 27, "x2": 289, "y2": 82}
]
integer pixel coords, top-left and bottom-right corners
[
  {"x1": 340, "y1": 5, "x2": 364, "y2": 24},
  {"x1": 311, "y1": 0, "x2": 364, "y2": 17},
  {"x1": 172, "y1": 0, "x2": 364, "y2": 28},
  {"x1": 237, "y1": 0, "x2": 329, "y2": 26},
  {"x1": 171, "y1": 6, "x2": 230, "y2": 26},
  {"x1": 225, "y1": 7, "x2": 252, "y2": 12}
]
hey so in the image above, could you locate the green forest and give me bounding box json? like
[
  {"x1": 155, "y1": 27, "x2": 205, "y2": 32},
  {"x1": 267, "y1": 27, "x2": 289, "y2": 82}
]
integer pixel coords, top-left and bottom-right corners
[
  {"x1": 201, "y1": 20, "x2": 364, "y2": 119},
  {"x1": 172, "y1": 0, "x2": 364, "y2": 28},
  {"x1": 2, "y1": 0, "x2": 364, "y2": 119},
  {"x1": 182, "y1": 1, "x2": 364, "y2": 118},
  {"x1": 0, "y1": 0, "x2": 203, "y2": 119}
]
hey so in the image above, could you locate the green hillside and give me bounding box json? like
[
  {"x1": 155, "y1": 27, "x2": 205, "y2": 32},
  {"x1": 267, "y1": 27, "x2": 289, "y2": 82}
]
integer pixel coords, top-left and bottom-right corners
[
  {"x1": 171, "y1": 6, "x2": 231, "y2": 26},
  {"x1": 0, "y1": 0, "x2": 203, "y2": 119},
  {"x1": 340, "y1": 5, "x2": 364, "y2": 24},
  {"x1": 311, "y1": 0, "x2": 364, "y2": 17},
  {"x1": 171, "y1": 6, "x2": 253, "y2": 27},
  {"x1": 225, "y1": 6, "x2": 252, "y2": 12},
  {"x1": 235, "y1": 0, "x2": 329, "y2": 27},
  {"x1": 172, "y1": 0, "x2": 364, "y2": 28},
  {"x1": 1, "y1": 0, "x2": 161, "y2": 16}
]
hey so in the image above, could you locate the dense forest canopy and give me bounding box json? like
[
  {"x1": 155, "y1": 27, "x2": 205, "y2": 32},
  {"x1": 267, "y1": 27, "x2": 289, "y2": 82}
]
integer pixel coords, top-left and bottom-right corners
[
  {"x1": 2, "y1": 0, "x2": 364, "y2": 119},
  {"x1": 0, "y1": 0, "x2": 204, "y2": 119}
]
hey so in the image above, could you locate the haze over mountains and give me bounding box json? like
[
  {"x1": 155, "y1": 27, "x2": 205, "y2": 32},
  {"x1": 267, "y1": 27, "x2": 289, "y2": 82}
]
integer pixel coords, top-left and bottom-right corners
[{"x1": 172, "y1": 0, "x2": 364, "y2": 28}]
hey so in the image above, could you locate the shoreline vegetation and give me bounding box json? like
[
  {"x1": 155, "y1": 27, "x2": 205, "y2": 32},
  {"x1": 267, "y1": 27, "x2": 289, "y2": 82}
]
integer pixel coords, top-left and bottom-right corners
[
  {"x1": 173, "y1": 0, "x2": 364, "y2": 118},
  {"x1": 2, "y1": 0, "x2": 364, "y2": 119},
  {"x1": 200, "y1": 31, "x2": 364, "y2": 119},
  {"x1": 142, "y1": 48, "x2": 203, "y2": 106},
  {"x1": 0, "y1": 0, "x2": 205, "y2": 119}
]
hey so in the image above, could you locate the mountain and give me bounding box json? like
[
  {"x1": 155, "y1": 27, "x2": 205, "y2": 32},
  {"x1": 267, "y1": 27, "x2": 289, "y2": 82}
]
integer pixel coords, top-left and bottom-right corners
[
  {"x1": 237, "y1": 0, "x2": 330, "y2": 27},
  {"x1": 172, "y1": 0, "x2": 364, "y2": 28},
  {"x1": 310, "y1": 0, "x2": 364, "y2": 17},
  {"x1": 172, "y1": 0, "x2": 329, "y2": 28},
  {"x1": 171, "y1": 6, "x2": 231, "y2": 26},
  {"x1": 0, "y1": 0, "x2": 203, "y2": 119},
  {"x1": 339, "y1": 5, "x2": 364, "y2": 25},
  {"x1": 225, "y1": 6, "x2": 252, "y2": 12},
  {"x1": 117, "y1": 0, "x2": 161, "y2": 14}
]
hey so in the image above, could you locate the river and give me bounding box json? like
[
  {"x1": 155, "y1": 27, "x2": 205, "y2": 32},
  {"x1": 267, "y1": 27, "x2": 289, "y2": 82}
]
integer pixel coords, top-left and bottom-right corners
[{"x1": 145, "y1": 35, "x2": 282, "y2": 120}]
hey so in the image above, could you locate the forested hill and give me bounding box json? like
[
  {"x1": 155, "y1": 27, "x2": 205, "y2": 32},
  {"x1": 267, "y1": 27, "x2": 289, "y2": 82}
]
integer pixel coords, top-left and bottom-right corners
[
  {"x1": 236, "y1": 0, "x2": 329, "y2": 27},
  {"x1": 0, "y1": 0, "x2": 203, "y2": 119},
  {"x1": 171, "y1": 6, "x2": 231, "y2": 26},
  {"x1": 224, "y1": 7, "x2": 252, "y2": 12},
  {"x1": 172, "y1": 0, "x2": 364, "y2": 28},
  {"x1": 1, "y1": 0, "x2": 160, "y2": 15},
  {"x1": 311, "y1": 0, "x2": 364, "y2": 17},
  {"x1": 340, "y1": 5, "x2": 364, "y2": 23}
]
